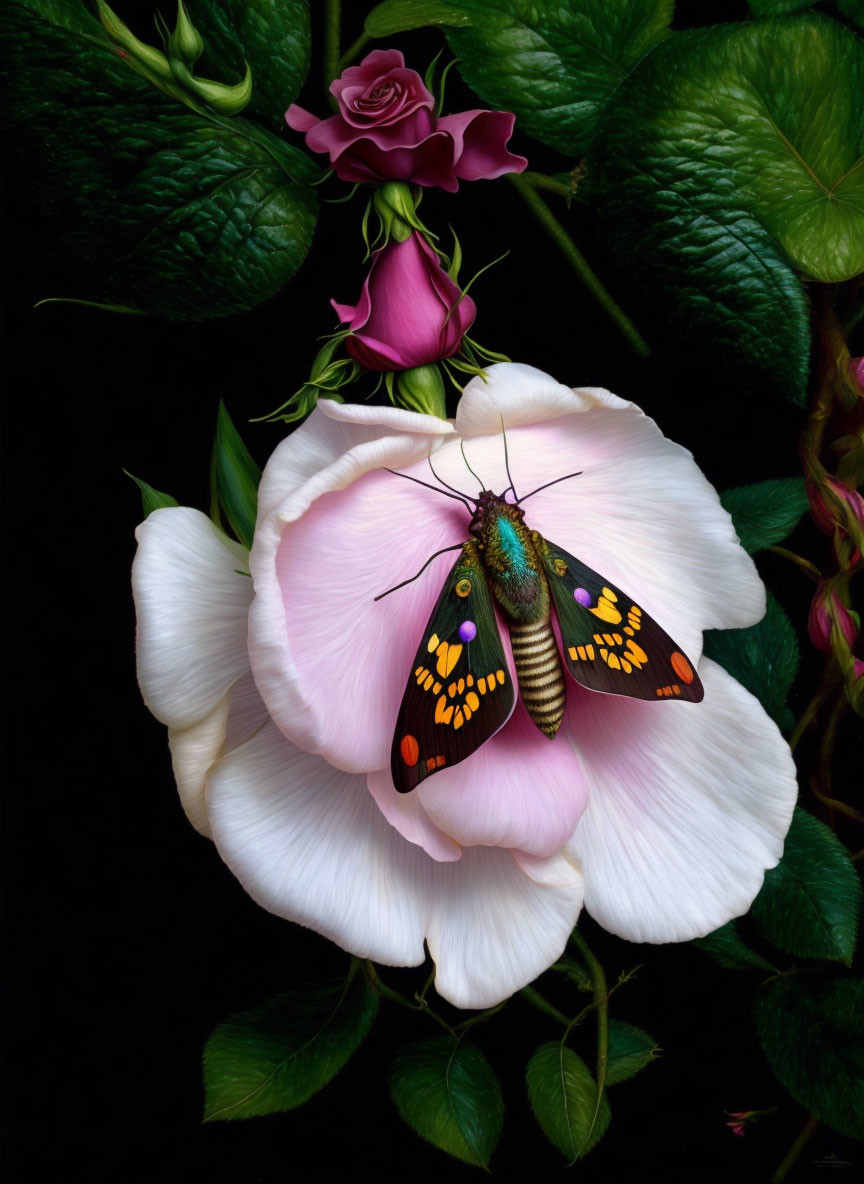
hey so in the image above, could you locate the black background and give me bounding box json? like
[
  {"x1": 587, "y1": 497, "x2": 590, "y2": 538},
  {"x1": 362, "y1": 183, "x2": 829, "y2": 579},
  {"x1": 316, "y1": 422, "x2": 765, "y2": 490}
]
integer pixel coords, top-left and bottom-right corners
[{"x1": 1, "y1": 1, "x2": 860, "y2": 1180}]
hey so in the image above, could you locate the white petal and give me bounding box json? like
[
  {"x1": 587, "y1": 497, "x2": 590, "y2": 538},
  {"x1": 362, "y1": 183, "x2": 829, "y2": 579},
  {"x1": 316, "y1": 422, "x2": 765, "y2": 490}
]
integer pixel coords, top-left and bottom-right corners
[
  {"x1": 168, "y1": 673, "x2": 268, "y2": 840},
  {"x1": 564, "y1": 660, "x2": 798, "y2": 943},
  {"x1": 133, "y1": 508, "x2": 252, "y2": 728},
  {"x1": 367, "y1": 768, "x2": 463, "y2": 863},
  {"x1": 207, "y1": 722, "x2": 583, "y2": 1007},
  {"x1": 454, "y1": 362, "x2": 611, "y2": 435}
]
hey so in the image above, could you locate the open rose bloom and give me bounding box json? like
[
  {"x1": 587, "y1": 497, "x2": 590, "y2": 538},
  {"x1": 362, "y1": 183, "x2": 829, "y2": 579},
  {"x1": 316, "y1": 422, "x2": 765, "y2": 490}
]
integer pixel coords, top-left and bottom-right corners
[{"x1": 133, "y1": 364, "x2": 797, "y2": 1008}]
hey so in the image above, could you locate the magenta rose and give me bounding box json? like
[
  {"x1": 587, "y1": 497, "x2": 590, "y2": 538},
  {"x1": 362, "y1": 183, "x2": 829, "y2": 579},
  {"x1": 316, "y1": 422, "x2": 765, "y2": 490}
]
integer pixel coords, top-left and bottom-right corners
[
  {"x1": 287, "y1": 48, "x2": 527, "y2": 191},
  {"x1": 331, "y1": 232, "x2": 476, "y2": 371}
]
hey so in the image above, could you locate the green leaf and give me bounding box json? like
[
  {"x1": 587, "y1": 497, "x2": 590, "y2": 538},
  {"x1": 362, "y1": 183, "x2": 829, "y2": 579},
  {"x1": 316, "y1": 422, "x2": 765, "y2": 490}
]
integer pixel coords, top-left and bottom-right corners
[
  {"x1": 15, "y1": 0, "x2": 101, "y2": 33},
  {"x1": 720, "y1": 478, "x2": 809, "y2": 554},
  {"x1": 210, "y1": 402, "x2": 261, "y2": 550},
  {"x1": 591, "y1": 16, "x2": 864, "y2": 398},
  {"x1": 2, "y1": 5, "x2": 317, "y2": 319},
  {"x1": 203, "y1": 969, "x2": 378, "y2": 1121},
  {"x1": 526, "y1": 1042, "x2": 610, "y2": 1162},
  {"x1": 749, "y1": 0, "x2": 817, "y2": 14},
  {"x1": 692, "y1": 921, "x2": 777, "y2": 972},
  {"x1": 189, "y1": 0, "x2": 311, "y2": 129},
  {"x1": 703, "y1": 591, "x2": 799, "y2": 731},
  {"x1": 389, "y1": 1038, "x2": 504, "y2": 1168},
  {"x1": 752, "y1": 807, "x2": 862, "y2": 964},
  {"x1": 755, "y1": 973, "x2": 864, "y2": 1142},
  {"x1": 605, "y1": 1022, "x2": 660, "y2": 1085},
  {"x1": 836, "y1": 0, "x2": 864, "y2": 28},
  {"x1": 365, "y1": 0, "x2": 674, "y2": 157},
  {"x1": 124, "y1": 471, "x2": 179, "y2": 518}
]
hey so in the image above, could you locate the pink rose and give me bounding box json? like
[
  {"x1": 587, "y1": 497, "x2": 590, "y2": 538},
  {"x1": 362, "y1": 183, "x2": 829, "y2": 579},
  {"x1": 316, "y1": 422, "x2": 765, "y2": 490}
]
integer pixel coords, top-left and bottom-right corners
[
  {"x1": 132, "y1": 364, "x2": 797, "y2": 1007},
  {"x1": 331, "y1": 232, "x2": 476, "y2": 371},
  {"x1": 286, "y1": 49, "x2": 527, "y2": 191}
]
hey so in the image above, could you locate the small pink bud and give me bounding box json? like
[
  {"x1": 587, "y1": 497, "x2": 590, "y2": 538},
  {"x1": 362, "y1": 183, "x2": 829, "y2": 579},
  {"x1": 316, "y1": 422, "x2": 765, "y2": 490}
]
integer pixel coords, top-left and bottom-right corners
[
  {"x1": 728, "y1": 1123, "x2": 746, "y2": 1137},
  {"x1": 849, "y1": 356, "x2": 864, "y2": 392},
  {"x1": 808, "y1": 585, "x2": 859, "y2": 653},
  {"x1": 808, "y1": 476, "x2": 864, "y2": 537}
]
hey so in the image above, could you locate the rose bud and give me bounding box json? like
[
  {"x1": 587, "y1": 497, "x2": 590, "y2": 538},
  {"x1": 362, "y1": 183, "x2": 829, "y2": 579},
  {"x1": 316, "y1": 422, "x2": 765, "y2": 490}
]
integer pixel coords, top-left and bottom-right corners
[
  {"x1": 849, "y1": 355, "x2": 864, "y2": 392},
  {"x1": 331, "y1": 232, "x2": 476, "y2": 372},
  {"x1": 807, "y1": 475, "x2": 864, "y2": 537},
  {"x1": 808, "y1": 584, "x2": 859, "y2": 652},
  {"x1": 287, "y1": 49, "x2": 526, "y2": 191}
]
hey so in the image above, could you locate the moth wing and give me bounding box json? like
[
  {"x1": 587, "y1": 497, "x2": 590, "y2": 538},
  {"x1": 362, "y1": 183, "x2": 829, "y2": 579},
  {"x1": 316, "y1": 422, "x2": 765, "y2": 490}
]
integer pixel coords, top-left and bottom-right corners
[
  {"x1": 541, "y1": 539, "x2": 704, "y2": 703},
  {"x1": 391, "y1": 546, "x2": 516, "y2": 793}
]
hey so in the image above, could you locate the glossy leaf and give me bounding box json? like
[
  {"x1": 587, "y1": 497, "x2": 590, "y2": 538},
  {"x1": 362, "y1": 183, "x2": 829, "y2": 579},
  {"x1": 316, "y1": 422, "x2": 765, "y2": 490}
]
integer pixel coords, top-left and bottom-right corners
[
  {"x1": 755, "y1": 973, "x2": 864, "y2": 1141},
  {"x1": 526, "y1": 1042, "x2": 610, "y2": 1161},
  {"x1": 605, "y1": 1022, "x2": 660, "y2": 1085},
  {"x1": 203, "y1": 969, "x2": 378, "y2": 1120},
  {"x1": 210, "y1": 402, "x2": 262, "y2": 550},
  {"x1": 390, "y1": 1038, "x2": 504, "y2": 1168},
  {"x1": 752, "y1": 807, "x2": 861, "y2": 964},
  {"x1": 189, "y1": 0, "x2": 311, "y2": 129},
  {"x1": 703, "y1": 592, "x2": 799, "y2": 731},
  {"x1": 2, "y1": 5, "x2": 317, "y2": 319},
  {"x1": 125, "y1": 471, "x2": 179, "y2": 519},
  {"x1": 592, "y1": 16, "x2": 864, "y2": 398},
  {"x1": 720, "y1": 478, "x2": 809, "y2": 554},
  {"x1": 365, "y1": 0, "x2": 674, "y2": 156},
  {"x1": 692, "y1": 921, "x2": 777, "y2": 972}
]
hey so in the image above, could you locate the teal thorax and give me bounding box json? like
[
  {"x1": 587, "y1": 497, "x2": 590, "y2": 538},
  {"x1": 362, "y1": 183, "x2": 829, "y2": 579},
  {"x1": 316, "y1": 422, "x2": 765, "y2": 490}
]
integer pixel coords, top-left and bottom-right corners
[{"x1": 468, "y1": 492, "x2": 549, "y2": 623}]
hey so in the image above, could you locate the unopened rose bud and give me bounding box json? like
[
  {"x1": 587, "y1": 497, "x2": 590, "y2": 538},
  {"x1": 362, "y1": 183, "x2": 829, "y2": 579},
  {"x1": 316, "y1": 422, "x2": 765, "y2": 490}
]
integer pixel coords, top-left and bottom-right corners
[
  {"x1": 169, "y1": 58, "x2": 253, "y2": 114},
  {"x1": 396, "y1": 364, "x2": 447, "y2": 418},
  {"x1": 169, "y1": 0, "x2": 204, "y2": 65},
  {"x1": 849, "y1": 355, "x2": 864, "y2": 393},
  {"x1": 97, "y1": 0, "x2": 173, "y2": 83},
  {"x1": 807, "y1": 475, "x2": 864, "y2": 538},
  {"x1": 808, "y1": 585, "x2": 859, "y2": 653}
]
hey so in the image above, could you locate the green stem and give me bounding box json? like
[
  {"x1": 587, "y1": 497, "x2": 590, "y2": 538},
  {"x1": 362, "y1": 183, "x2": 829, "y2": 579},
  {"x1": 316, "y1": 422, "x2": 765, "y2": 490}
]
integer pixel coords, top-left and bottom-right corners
[
  {"x1": 517, "y1": 985, "x2": 571, "y2": 1027},
  {"x1": 770, "y1": 1113, "x2": 821, "y2": 1184},
  {"x1": 508, "y1": 173, "x2": 650, "y2": 357},
  {"x1": 324, "y1": 0, "x2": 341, "y2": 102},
  {"x1": 362, "y1": 961, "x2": 457, "y2": 1037},
  {"x1": 521, "y1": 170, "x2": 572, "y2": 200},
  {"x1": 769, "y1": 546, "x2": 822, "y2": 581},
  {"x1": 788, "y1": 673, "x2": 838, "y2": 753},
  {"x1": 569, "y1": 931, "x2": 609, "y2": 1157},
  {"x1": 339, "y1": 31, "x2": 371, "y2": 71}
]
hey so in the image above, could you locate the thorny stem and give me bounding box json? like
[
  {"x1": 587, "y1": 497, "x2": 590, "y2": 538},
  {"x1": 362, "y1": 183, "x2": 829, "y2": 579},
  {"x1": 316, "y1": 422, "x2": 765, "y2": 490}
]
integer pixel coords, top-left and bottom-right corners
[
  {"x1": 770, "y1": 1113, "x2": 821, "y2": 1184},
  {"x1": 508, "y1": 173, "x2": 650, "y2": 358},
  {"x1": 569, "y1": 931, "x2": 609, "y2": 1158}
]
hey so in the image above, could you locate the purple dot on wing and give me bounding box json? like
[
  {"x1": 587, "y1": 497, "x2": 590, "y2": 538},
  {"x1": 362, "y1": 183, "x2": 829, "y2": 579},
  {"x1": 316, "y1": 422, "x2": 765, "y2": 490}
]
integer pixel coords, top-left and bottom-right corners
[
  {"x1": 573, "y1": 587, "x2": 592, "y2": 607},
  {"x1": 459, "y1": 620, "x2": 477, "y2": 642}
]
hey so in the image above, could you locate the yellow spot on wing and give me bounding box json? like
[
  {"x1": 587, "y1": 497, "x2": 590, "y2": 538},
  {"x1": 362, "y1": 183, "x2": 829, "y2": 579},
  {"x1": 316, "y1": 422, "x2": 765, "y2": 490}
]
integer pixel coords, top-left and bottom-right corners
[
  {"x1": 466, "y1": 691, "x2": 480, "y2": 711},
  {"x1": 423, "y1": 673, "x2": 434, "y2": 691},
  {"x1": 453, "y1": 709, "x2": 465, "y2": 730},
  {"x1": 603, "y1": 633, "x2": 615, "y2": 646},
  {"x1": 435, "y1": 696, "x2": 454, "y2": 725},
  {"x1": 414, "y1": 666, "x2": 424, "y2": 678},
  {"x1": 607, "y1": 653, "x2": 621, "y2": 670},
  {"x1": 591, "y1": 596, "x2": 622, "y2": 624},
  {"x1": 457, "y1": 677, "x2": 465, "y2": 694},
  {"x1": 568, "y1": 646, "x2": 578, "y2": 661},
  {"x1": 496, "y1": 669, "x2": 506, "y2": 686},
  {"x1": 433, "y1": 682, "x2": 441, "y2": 694},
  {"x1": 427, "y1": 634, "x2": 440, "y2": 653},
  {"x1": 625, "y1": 640, "x2": 648, "y2": 667},
  {"x1": 612, "y1": 633, "x2": 622, "y2": 645},
  {"x1": 436, "y1": 641, "x2": 463, "y2": 677},
  {"x1": 467, "y1": 674, "x2": 474, "y2": 687},
  {"x1": 585, "y1": 644, "x2": 594, "y2": 660},
  {"x1": 593, "y1": 633, "x2": 604, "y2": 645},
  {"x1": 478, "y1": 677, "x2": 486, "y2": 694},
  {"x1": 624, "y1": 626, "x2": 635, "y2": 636},
  {"x1": 600, "y1": 648, "x2": 608, "y2": 661},
  {"x1": 577, "y1": 646, "x2": 587, "y2": 660},
  {"x1": 602, "y1": 587, "x2": 618, "y2": 602}
]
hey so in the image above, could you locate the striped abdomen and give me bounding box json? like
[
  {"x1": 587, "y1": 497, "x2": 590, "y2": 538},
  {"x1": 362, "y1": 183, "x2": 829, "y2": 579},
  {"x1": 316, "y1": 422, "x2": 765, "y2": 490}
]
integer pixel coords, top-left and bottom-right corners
[{"x1": 509, "y1": 617, "x2": 567, "y2": 738}]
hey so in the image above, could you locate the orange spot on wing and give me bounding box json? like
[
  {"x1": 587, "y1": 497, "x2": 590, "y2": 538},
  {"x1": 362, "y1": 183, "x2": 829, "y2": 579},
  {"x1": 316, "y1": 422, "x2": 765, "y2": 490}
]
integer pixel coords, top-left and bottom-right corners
[
  {"x1": 400, "y1": 735, "x2": 419, "y2": 767},
  {"x1": 436, "y1": 640, "x2": 463, "y2": 677},
  {"x1": 435, "y1": 696, "x2": 454, "y2": 725},
  {"x1": 422, "y1": 673, "x2": 434, "y2": 691},
  {"x1": 496, "y1": 669, "x2": 506, "y2": 686},
  {"x1": 426, "y1": 758, "x2": 437, "y2": 772},
  {"x1": 435, "y1": 755, "x2": 446, "y2": 767},
  {"x1": 466, "y1": 691, "x2": 480, "y2": 712},
  {"x1": 478, "y1": 677, "x2": 487, "y2": 694},
  {"x1": 670, "y1": 651, "x2": 694, "y2": 684}
]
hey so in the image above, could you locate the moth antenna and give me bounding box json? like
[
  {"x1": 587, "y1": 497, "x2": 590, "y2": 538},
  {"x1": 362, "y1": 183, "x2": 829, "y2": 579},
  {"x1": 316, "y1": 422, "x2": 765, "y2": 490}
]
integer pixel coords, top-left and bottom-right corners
[
  {"x1": 385, "y1": 468, "x2": 473, "y2": 514},
  {"x1": 517, "y1": 471, "x2": 584, "y2": 503},
  {"x1": 373, "y1": 542, "x2": 466, "y2": 601},
  {"x1": 500, "y1": 415, "x2": 518, "y2": 500},
  {"x1": 427, "y1": 451, "x2": 476, "y2": 502},
  {"x1": 459, "y1": 439, "x2": 485, "y2": 492}
]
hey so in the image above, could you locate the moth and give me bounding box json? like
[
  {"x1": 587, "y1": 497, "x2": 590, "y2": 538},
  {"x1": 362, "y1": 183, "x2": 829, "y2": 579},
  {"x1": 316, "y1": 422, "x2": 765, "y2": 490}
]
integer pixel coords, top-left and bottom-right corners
[{"x1": 378, "y1": 440, "x2": 704, "y2": 794}]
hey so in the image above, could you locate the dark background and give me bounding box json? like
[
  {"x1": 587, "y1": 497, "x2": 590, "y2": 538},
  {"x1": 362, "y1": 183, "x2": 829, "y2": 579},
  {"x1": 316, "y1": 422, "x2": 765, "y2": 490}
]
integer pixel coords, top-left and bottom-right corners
[{"x1": 1, "y1": 1, "x2": 860, "y2": 1180}]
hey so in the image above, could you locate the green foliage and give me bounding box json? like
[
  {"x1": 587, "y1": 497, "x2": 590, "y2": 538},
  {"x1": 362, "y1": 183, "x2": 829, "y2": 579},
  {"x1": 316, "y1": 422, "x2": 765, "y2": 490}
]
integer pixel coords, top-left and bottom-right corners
[
  {"x1": 203, "y1": 969, "x2": 378, "y2": 1120},
  {"x1": 124, "y1": 471, "x2": 179, "y2": 518},
  {"x1": 837, "y1": 0, "x2": 864, "y2": 28},
  {"x1": 752, "y1": 807, "x2": 862, "y2": 964},
  {"x1": 692, "y1": 921, "x2": 777, "y2": 972},
  {"x1": 210, "y1": 402, "x2": 261, "y2": 550},
  {"x1": 526, "y1": 1042, "x2": 610, "y2": 1161},
  {"x1": 2, "y1": 4, "x2": 317, "y2": 319},
  {"x1": 703, "y1": 592, "x2": 799, "y2": 731},
  {"x1": 605, "y1": 1022, "x2": 660, "y2": 1084},
  {"x1": 15, "y1": 0, "x2": 100, "y2": 32},
  {"x1": 720, "y1": 478, "x2": 809, "y2": 554},
  {"x1": 591, "y1": 15, "x2": 864, "y2": 398},
  {"x1": 390, "y1": 1038, "x2": 503, "y2": 1168},
  {"x1": 188, "y1": 0, "x2": 310, "y2": 129},
  {"x1": 755, "y1": 973, "x2": 864, "y2": 1142},
  {"x1": 749, "y1": 0, "x2": 817, "y2": 13},
  {"x1": 364, "y1": 0, "x2": 674, "y2": 156}
]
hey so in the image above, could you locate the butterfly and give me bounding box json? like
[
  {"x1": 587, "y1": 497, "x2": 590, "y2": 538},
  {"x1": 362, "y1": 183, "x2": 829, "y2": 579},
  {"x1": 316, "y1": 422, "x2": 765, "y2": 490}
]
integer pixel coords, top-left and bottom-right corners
[{"x1": 377, "y1": 439, "x2": 704, "y2": 794}]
